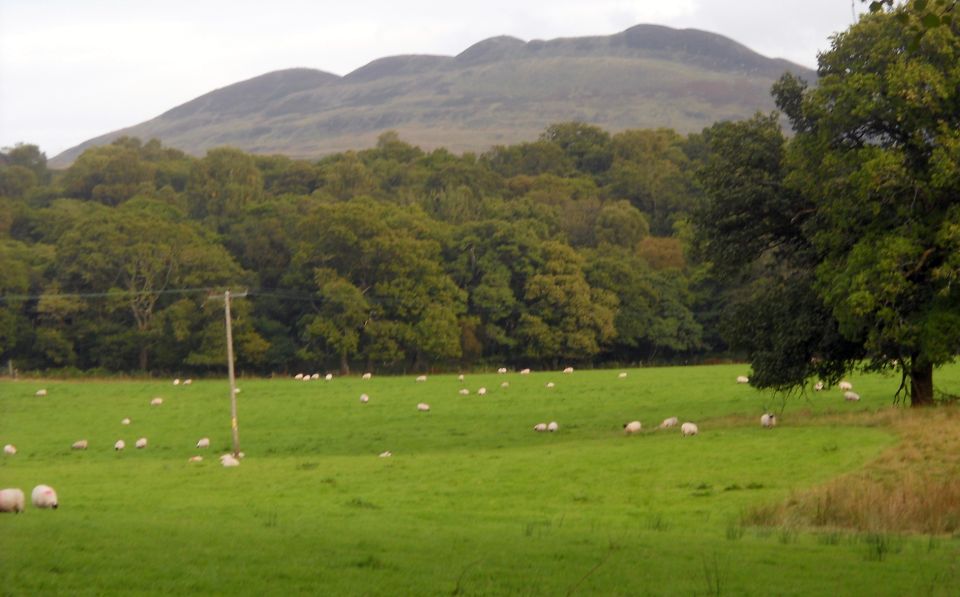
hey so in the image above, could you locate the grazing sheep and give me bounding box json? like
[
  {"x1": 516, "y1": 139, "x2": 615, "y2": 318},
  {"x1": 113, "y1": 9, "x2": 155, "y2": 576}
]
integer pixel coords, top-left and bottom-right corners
[
  {"x1": 135, "y1": 438, "x2": 147, "y2": 449},
  {"x1": 183, "y1": 379, "x2": 192, "y2": 385},
  {"x1": 220, "y1": 454, "x2": 240, "y2": 467},
  {"x1": 307, "y1": 373, "x2": 317, "y2": 380},
  {"x1": 760, "y1": 413, "x2": 777, "y2": 428},
  {"x1": 415, "y1": 375, "x2": 427, "y2": 382},
  {"x1": 3, "y1": 444, "x2": 16, "y2": 455},
  {"x1": 659, "y1": 417, "x2": 678, "y2": 429},
  {"x1": 520, "y1": 368, "x2": 531, "y2": 375},
  {"x1": 150, "y1": 397, "x2": 163, "y2": 406},
  {"x1": 839, "y1": 381, "x2": 853, "y2": 391},
  {"x1": 114, "y1": 440, "x2": 125, "y2": 451},
  {"x1": 497, "y1": 367, "x2": 507, "y2": 374},
  {"x1": 0, "y1": 488, "x2": 25, "y2": 513},
  {"x1": 533, "y1": 423, "x2": 548, "y2": 432},
  {"x1": 121, "y1": 417, "x2": 131, "y2": 425},
  {"x1": 562, "y1": 367, "x2": 574, "y2": 374},
  {"x1": 188, "y1": 456, "x2": 203, "y2": 463},
  {"x1": 72, "y1": 439, "x2": 88, "y2": 450},
  {"x1": 545, "y1": 382, "x2": 555, "y2": 388},
  {"x1": 379, "y1": 451, "x2": 392, "y2": 458},
  {"x1": 547, "y1": 421, "x2": 559, "y2": 432},
  {"x1": 294, "y1": 373, "x2": 304, "y2": 380},
  {"x1": 814, "y1": 381, "x2": 824, "y2": 391},
  {"x1": 233, "y1": 388, "x2": 241, "y2": 394},
  {"x1": 362, "y1": 372, "x2": 372, "y2": 380},
  {"x1": 196, "y1": 438, "x2": 210, "y2": 449},
  {"x1": 300, "y1": 376, "x2": 311, "y2": 382},
  {"x1": 844, "y1": 391, "x2": 861, "y2": 402},
  {"x1": 681, "y1": 422, "x2": 699, "y2": 437},
  {"x1": 736, "y1": 376, "x2": 749, "y2": 384},
  {"x1": 501, "y1": 381, "x2": 509, "y2": 388},
  {"x1": 624, "y1": 421, "x2": 642, "y2": 434},
  {"x1": 31, "y1": 485, "x2": 58, "y2": 509},
  {"x1": 477, "y1": 387, "x2": 487, "y2": 396},
  {"x1": 618, "y1": 372, "x2": 628, "y2": 379},
  {"x1": 417, "y1": 403, "x2": 430, "y2": 411},
  {"x1": 35, "y1": 388, "x2": 48, "y2": 397},
  {"x1": 458, "y1": 388, "x2": 469, "y2": 395},
  {"x1": 325, "y1": 373, "x2": 333, "y2": 381},
  {"x1": 173, "y1": 379, "x2": 180, "y2": 385},
  {"x1": 359, "y1": 393, "x2": 369, "y2": 403},
  {"x1": 457, "y1": 374, "x2": 465, "y2": 381}
]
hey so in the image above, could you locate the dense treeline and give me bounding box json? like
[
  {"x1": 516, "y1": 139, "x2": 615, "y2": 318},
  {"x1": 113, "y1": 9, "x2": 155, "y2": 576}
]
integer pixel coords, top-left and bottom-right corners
[{"x1": 0, "y1": 124, "x2": 724, "y2": 375}]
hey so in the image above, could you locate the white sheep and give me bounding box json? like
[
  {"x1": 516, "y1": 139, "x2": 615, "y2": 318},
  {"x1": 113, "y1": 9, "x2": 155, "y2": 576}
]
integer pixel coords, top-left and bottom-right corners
[
  {"x1": 618, "y1": 372, "x2": 628, "y2": 379},
  {"x1": 839, "y1": 381, "x2": 853, "y2": 391},
  {"x1": 3, "y1": 444, "x2": 16, "y2": 455},
  {"x1": 477, "y1": 387, "x2": 487, "y2": 396},
  {"x1": 325, "y1": 373, "x2": 333, "y2": 381},
  {"x1": 736, "y1": 376, "x2": 749, "y2": 384},
  {"x1": 415, "y1": 375, "x2": 427, "y2": 382},
  {"x1": 659, "y1": 417, "x2": 678, "y2": 429},
  {"x1": 114, "y1": 439, "x2": 125, "y2": 451},
  {"x1": 497, "y1": 367, "x2": 507, "y2": 374},
  {"x1": 220, "y1": 454, "x2": 240, "y2": 467},
  {"x1": 417, "y1": 403, "x2": 430, "y2": 411},
  {"x1": 233, "y1": 388, "x2": 241, "y2": 394},
  {"x1": 72, "y1": 439, "x2": 88, "y2": 450},
  {"x1": 458, "y1": 388, "x2": 469, "y2": 395},
  {"x1": 681, "y1": 422, "x2": 699, "y2": 437},
  {"x1": 188, "y1": 456, "x2": 203, "y2": 463},
  {"x1": 545, "y1": 382, "x2": 555, "y2": 388},
  {"x1": 624, "y1": 421, "x2": 642, "y2": 434},
  {"x1": 150, "y1": 397, "x2": 163, "y2": 406},
  {"x1": 196, "y1": 438, "x2": 210, "y2": 448},
  {"x1": 457, "y1": 374, "x2": 465, "y2": 381},
  {"x1": 360, "y1": 393, "x2": 369, "y2": 403},
  {"x1": 309, "y1": 373, "x2": 319, "y2": 380},
  {"x1": 362, "y1": 372, "x2": 372, "y2": 380},
  {"x1": 547, "y1": 421, "x2": 559, "y2": 432},
  {"x1": 0, "y1": 488, "x2": 25, "y2": 513},
  {"x1": 814, "y1": 381, "x2": 824, "y2": 391},
  {"x1": 135, "y1": 438, "x2": 147, "y2": 449},
  {"x1": 183, "y1": 379, "x2": 192, "y2": 385},
  {"x1": 520, "y1": 368, "x2": 531, "y2": 375},
  {"x1": 121, "y1": 417, "x2": 131, "y2": 425},
  {"x1": 501, "y1": 381, "x2": 509, "y2": 388},
  {"x1": 173, "y1": 379, "x2": 180, "y2": 385},
  {"x1": 379, "y1": 451, "x2": 392, "y2": 458},
  {"x1": 533, "y1": 423, "x2": 547, "y2": 432},
  {"x1": 760, "y1": 413, "x2": 777, "y2": 428},
  {"x1": 844, "y1": 391, "x2": 861, "y2": 401},
  {"x1": 294, "y1": 373, "x2": 304, "y2": 380},
  {"x1": 31, "y1": 485, "x2": 58, "y2": 509},
  {"x1": 35, "y1": 388, "x2": 48, "y2": 397},
  {"x1": 301, "y1": 376, "x2": 311, "y2": 382},
  {"x1": 563, "y1": 367, "x2": 574, "y2": 374}
]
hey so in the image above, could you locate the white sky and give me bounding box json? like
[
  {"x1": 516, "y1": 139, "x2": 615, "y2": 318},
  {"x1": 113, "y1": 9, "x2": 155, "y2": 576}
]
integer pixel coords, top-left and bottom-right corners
[{"x1": 0, "y1": 0, "x2": 868, "y2": 157}]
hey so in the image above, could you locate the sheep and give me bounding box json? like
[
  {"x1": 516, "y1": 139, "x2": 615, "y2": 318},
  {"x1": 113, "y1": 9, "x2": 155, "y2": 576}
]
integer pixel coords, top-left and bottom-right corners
[
  {"x1": 844, "y1": 391, "x2": 861, "y2": 402},
  {"x1": 545, "y1": 382, "x2": 555, "y2": 388},
  {"x1": 814, "y1": 381, "x2": 824, "y2": 391},
  {"x1": 31, "y1": 485, "x2": 58, "y2": 509},
  {"x1": 458, "y1": 388, "x2": 469, "y2": 395},
  {"x1": 497, "y1": 367, "x2": 507, "y2": 374},
  {"x1": 562, "y1": 367, "x2": 574, "y2": 374},
  {"x1": 379, "y1": 451, "x2": 392, "y2": 458},
  {"x1": 3, "y1": 444, "x2": 16, "y2": 455},
  {"x1": 839, "y1": 381, "x2": 853, "y2": 391},
  {"x1": 362, "y1": 372, "x2": 372, "y2": 380},
  {"x1": 736, "y1": 376, "x2": 749, "y2": 384},
  {"x1": 325, "y1": 373, "x2": 333, "y2": 381},
  {"x1": 659, "y1": 417, "x2": 678, "y2": 429},
  {"x1": 477, "y1": 387, "x2": 487, "y2": 396},
  {"x1": 220, "y1": 454, "x2": 240, "y2": 467},
  {"x1": 415, "y1": 375, "x2": 427, "y2": 382},
  {"x1": 501, "y1": 381, "x2": 509, "y2": 388},
  {"x1": 533, "y1": 423, "x2": 548, "y2": 432},
  {"x1": 359, "y1": 393, "x2": 369, "y2": 403},
  {"x1": 618, "y1": 372, "x2": 628, "y2": 379},
  {"x1": 0, "y1": 488, "x2": 25, "y2": 513},
  {"x1": 173, "y1": 379, "x2": 180, "y2": 385},
  {"x1": 188, "y1": 456, "x2": 203, "y2": 463},
  {"x1": 294, "y1": 373, "x2": 304, "y2": 380},
  {"x1": 308, "y1": 373, "x2": 318, "y2": 380},
  {"x1": 301, "y1": 376, "x2": 311, "y2": 382},
  {"x1": 760, "y1": 413, "x2": 777, "y2": 428},
  {"x1": 624, "y1": 421, "x2": 642, "y2": 434},
  {"x1": 135, "y1": 438, "x2": 147, "y2": 449},
  {"x1": 520, "y1": 368, "x2": 531, "y2": 375},
  {"x1": 547, "y1": 421, "x2": 559, "y2": 432},
  {"x1": 681, "y1": 422, "x2": 699, "y2": 437},
  {"x1": 114, "y1": 440, "x2": 126, "y2": 451},
  {"x1": 457, "y1": 374, "x2": 465, "y2": 381},
  {"x1": 121, "y1": 417, "x2": 131, "y2": 425},
  {"x1": 417, "y1": 403, "x2": 430, "y2": 411},
  {"x1": 150, "y1": 397, "x2": 163, "y2": 406},
  {"x1": 72, "y1": 439, "x2": 88, "y2": 450},
  {"x1": 234, "y1": 388, "x2": 241, "y2": 394},
  {"x1": 183, "y1": 379, "x2": 193, "y2": 385},
  {"x1": 196, "y1": 438, "x2": 210, "y2": 449},
  {"x1": 35, "y1": 388, "x2": 47, "y2": 397}
]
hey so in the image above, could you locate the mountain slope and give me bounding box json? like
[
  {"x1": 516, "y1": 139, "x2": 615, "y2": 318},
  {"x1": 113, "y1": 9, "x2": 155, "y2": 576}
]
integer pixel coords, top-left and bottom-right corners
[{"x1": 51, "y1": 24, "x2": 816, "y2": 166}]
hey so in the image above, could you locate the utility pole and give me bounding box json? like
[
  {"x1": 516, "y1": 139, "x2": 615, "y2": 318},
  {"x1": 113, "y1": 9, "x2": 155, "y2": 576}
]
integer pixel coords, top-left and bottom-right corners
[{"x1": 212, "y1": 290, "x2": 247, "y2": 458}]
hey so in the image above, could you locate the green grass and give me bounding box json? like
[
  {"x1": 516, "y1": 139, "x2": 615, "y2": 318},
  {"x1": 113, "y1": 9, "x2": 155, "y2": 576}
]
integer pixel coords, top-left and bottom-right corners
[{"x1": 2, "y1": 364, "x2": 960, "y2": 595}]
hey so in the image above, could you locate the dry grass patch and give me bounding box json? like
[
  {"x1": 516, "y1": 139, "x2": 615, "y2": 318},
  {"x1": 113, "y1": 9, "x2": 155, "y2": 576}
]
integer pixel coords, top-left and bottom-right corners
[{"x1": 745, "y1": 405, "x2": 960, "y2": 534}]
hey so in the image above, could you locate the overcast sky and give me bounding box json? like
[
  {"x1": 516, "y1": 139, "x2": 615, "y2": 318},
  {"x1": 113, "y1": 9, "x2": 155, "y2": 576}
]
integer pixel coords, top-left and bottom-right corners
[{"x1": 0, "y1": 0, "x2": 868, "y2": 157}]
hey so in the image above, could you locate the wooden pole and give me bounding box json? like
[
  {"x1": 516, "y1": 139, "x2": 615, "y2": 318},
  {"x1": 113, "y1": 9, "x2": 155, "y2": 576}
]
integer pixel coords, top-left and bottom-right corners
[{"x1": 224, "y1": 290, "x2": 240, "y2": 457}]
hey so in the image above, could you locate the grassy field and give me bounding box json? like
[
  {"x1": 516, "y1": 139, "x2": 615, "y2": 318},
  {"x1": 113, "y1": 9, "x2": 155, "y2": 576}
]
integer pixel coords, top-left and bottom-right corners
[{"x1": 2, "y1": 364, "x2": 960, "y2": 596}]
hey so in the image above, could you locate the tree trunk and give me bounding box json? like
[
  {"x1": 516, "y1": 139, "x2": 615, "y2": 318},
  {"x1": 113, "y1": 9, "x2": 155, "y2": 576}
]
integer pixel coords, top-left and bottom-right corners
[
  {"x1": 340, "y1": 352, "x2": 350, "y2": 376},
  {"x1": 910, "y1": 360, "x2": 934, "y2": 407},
  {"x1": 139, "y1": 345, "x2": 149, "y2": 372}
]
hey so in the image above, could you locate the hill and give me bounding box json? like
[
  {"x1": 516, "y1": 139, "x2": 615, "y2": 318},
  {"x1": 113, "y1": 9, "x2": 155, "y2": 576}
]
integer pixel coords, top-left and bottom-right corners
[{"x1": 50, "y1": 24, "x2": 816, "y2": 167}]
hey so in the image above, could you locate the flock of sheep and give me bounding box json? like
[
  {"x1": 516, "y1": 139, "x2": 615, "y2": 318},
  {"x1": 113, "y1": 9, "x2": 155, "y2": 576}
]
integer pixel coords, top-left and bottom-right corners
[{"x1": 1, "y1": 369, "x2": 865, "y2": 514}]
